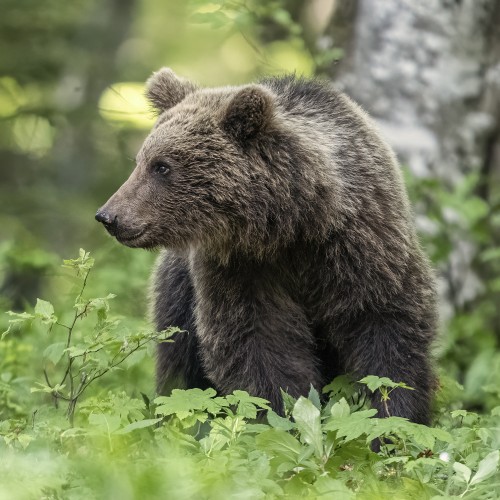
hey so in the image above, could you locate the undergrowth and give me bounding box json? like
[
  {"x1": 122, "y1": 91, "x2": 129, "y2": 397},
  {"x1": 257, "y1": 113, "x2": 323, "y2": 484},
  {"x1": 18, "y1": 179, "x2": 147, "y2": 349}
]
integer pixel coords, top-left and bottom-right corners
[{"x1": 1, "y1": 249, "x2": 499, "y2": 499}]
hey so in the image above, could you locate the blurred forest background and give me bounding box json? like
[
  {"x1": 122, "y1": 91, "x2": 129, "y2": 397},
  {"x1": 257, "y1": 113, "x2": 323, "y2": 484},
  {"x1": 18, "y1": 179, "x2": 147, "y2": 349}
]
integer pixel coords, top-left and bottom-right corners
[{"x1": 1, "y1": 0, "x2": 500, "y2": 412}]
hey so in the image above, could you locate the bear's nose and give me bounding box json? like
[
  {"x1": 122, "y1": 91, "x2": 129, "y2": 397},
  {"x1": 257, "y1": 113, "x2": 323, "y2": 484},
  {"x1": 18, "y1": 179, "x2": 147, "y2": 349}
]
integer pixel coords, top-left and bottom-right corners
[{"x1": 95, "y1": 209, "x2": 114, "y2": 226}]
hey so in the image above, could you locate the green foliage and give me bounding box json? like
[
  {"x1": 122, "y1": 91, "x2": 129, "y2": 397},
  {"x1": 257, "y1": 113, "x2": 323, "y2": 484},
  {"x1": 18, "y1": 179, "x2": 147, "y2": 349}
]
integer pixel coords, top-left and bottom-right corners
[
  {"x1": 3, "y1": 249, "x2": 176, "y2": 426},
  {"x1": 188, "y1": 0, "x2": 341, "y2": 75},
  {"x1": 189, "y1": 0, "x2": 303, "y2": 37},
  {"x1": 405, "y1": 170, "x2": 500, "y2": 411},
  {"x1": 1, "y1": 251, "x2": 500, "y2": 498}
]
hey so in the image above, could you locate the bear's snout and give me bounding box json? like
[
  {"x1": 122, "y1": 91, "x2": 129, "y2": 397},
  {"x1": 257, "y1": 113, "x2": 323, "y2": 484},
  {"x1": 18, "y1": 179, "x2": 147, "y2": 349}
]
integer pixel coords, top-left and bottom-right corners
[
  {"x1": 95, "y1": 209, "x2": 113, "y2": 225},
  {"x1": 95, "y1": 208, "x2": 118, "y2": 236},
  {"x1": 95, "y1": 204, "x2": 151, "y2": 247}
]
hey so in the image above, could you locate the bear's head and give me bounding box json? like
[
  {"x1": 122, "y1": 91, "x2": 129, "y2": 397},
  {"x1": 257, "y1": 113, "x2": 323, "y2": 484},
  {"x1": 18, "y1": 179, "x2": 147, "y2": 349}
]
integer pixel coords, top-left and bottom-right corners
[{"x1": 96, "y1": 68, "x2": 333, "y2": 256}]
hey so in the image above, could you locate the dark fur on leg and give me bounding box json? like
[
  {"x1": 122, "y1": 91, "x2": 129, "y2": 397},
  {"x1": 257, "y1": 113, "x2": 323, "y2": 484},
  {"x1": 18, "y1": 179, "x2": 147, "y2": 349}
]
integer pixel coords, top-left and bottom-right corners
[
  {"x1": 339, "y1": 315, "x2": 434, "y2": 424},
  {"x1": 152, "y1": 251, "x2": 211, "y2": 393},
  {"x1": 190, "y1": 254, "x2": 324, "y2": 413}
]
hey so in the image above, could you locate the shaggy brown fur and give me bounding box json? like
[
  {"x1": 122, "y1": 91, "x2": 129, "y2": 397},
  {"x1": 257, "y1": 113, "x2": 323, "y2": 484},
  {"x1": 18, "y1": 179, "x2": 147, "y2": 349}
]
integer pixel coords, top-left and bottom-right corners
[{"x1": 96, "y1": 68, "x2": 438, "y2": 423}]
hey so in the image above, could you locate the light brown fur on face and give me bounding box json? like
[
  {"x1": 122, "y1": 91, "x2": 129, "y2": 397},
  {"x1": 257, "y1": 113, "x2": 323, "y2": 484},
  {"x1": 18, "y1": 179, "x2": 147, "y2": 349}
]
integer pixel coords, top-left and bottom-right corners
[{"x1": 97, "y1": 69, "x2": 437, "y2": 426}]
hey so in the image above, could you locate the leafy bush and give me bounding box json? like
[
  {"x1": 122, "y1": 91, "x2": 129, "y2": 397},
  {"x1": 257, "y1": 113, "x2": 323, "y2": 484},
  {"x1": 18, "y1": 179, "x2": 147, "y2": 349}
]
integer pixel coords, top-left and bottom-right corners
[
  {"x1": 405, "y1": 171, "x2": 500, "y2": 412},
  {"x1": 1, "y1": 249, "x2": 499, "y2": 499}
]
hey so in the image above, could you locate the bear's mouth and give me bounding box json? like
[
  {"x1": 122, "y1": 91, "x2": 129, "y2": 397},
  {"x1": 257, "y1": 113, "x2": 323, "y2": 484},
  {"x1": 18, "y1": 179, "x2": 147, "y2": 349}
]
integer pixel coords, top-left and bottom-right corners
[{"x1": 116, "y1": 225, "x2": 150, "y2": 245}]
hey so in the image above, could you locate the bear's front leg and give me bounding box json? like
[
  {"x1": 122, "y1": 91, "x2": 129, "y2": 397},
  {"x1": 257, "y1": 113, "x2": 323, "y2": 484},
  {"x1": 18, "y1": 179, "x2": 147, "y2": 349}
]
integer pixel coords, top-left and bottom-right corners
[
  {"x1": 191, "y1": 257, "x2": 322, "y2": 413},
  {"x1": 152, "y1": 251, "x2": 211, "y2": 393},
  {"x1": 339, "y1": 315, "x2": 435, "y2": 425}
]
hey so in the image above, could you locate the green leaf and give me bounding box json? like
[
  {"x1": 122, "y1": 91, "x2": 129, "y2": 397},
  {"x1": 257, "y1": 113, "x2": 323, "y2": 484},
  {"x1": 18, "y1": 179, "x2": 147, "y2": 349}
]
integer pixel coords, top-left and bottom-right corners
[
  {"x1": 453, "y1": 462, "x2": 472, "y2": 483},
  {"x1": 35, "y1": 298, "x2": 54, "y2": 318},
  {"x1": 364, "y1": 416, "x2": 409, "y2": 443},
  {"x1": 30, "y1": 382, "x2": 65, "y2": 394},
  {"x1": 470, "y1": 450, "x2": 499, "y2": 486},
  {"x1": 359, "y1": 375, "x2": 395, "y2": 391},
  {"x1": 66, "y1": 346, "x2": 87, "y2": 358},
  {"x1": 88, "y1": 413, "x2": 121, "y2": 434},
  {"x1": 62, "y1": 248, "x2": 94, "y2": 273},
  {"x1": 280, "y1": 389, "x2": 297, "y2": 414},
  {"x1": 359, "y1": 375, "x2": 414, "y2": 392},
  {"x1": 267, "y1": 410, "x2": 295, "y2": 431},
  {"x1": 43, "y1": 342, "x2": 67, "y2": 365},
  {"x1": 154, "y1": 388, "x2": 224, "y2": 419},
  {"x1": 292, "y1": 397, "x2": 323, "y2": 457},
  {"x1": 3, "y1": 311, "x2": 35, "y2": 338},
  {"x1": 324, "y1": 409, "x2": 377, "y2": 441},
  {"x1": 330, "y1": 398, "x2": 350, "y2": 419},
  {"x1": 115, "y1": 418, "x2": 161, "y2": 434},
  {"x1": 406, "y1": 425, "x2": 437, "y2": 450},
  {"x1": 401, "y1": 423, "x2": 451, "y2": 449},
  {"x1": 244, "y1": 423, "x2": 270, "y2": 433},
  {"x1": 5, "y1": 311, "x2": 35, "y2": 322},
  {"x1": 34, "y1": 298, "x2": 57, "y2": 325},
  {"x1": 428, "y1": 427, "x2": 452, "y2": 444},
  {"x1": 226, "y1": 390, "x2": 270, "y2": 419},
  {"x1": 255, "y1": 429, "x2": 302, "y2": 462},
  {"x1": 385, "y1": 456, "x2": 410, "y2": 465},
  {"x1": 314, "y1": 476, "x2": 355, "y2": 498},
  {"x1": 85, "y1": 294, "x2": 116, "y2": 315},
  {"x1": 17, "y1": 434, "x2": 34, "y2": 449},
  {"x1": 307, "y1": 385, "x2": 321, "y2": 410},
  {"x1": 451, "y1": 410, "x2": 468, "y2": 419},
  {"x1": 364, "y1": 418, "x2": 451, "y2": 449},
  {"x1": 322, "y1": 375, "x2": 356, "y2": 398}
]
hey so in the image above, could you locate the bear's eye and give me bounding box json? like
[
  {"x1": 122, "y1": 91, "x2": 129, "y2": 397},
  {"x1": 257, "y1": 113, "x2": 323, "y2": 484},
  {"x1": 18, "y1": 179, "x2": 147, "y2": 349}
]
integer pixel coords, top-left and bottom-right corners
[{"x1": 153, "y1": 162, "x2": 170, "y2": 176}]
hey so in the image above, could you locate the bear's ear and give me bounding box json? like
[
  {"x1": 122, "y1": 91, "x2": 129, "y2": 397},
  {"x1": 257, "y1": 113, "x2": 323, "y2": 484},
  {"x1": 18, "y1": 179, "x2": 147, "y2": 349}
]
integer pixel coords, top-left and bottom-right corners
[
  {"x1": 146, "y1": 67, "x2": 197, "y2": 112},
  {"x1": 222, "y1": 85, "x2": 274, "y2": 142}
]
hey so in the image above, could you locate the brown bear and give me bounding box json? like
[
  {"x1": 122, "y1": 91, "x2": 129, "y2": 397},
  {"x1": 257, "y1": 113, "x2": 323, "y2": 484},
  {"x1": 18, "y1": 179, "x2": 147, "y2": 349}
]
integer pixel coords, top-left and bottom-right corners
[{"x1": 96, "y1": 68, "x2": 437, "y2": 424}]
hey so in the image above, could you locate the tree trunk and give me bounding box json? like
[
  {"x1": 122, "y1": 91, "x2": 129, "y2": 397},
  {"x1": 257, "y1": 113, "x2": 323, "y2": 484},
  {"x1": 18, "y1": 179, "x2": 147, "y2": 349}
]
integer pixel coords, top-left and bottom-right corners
[{"x1": 319, "y1": 0, "x2": 500, "y2": 316}]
